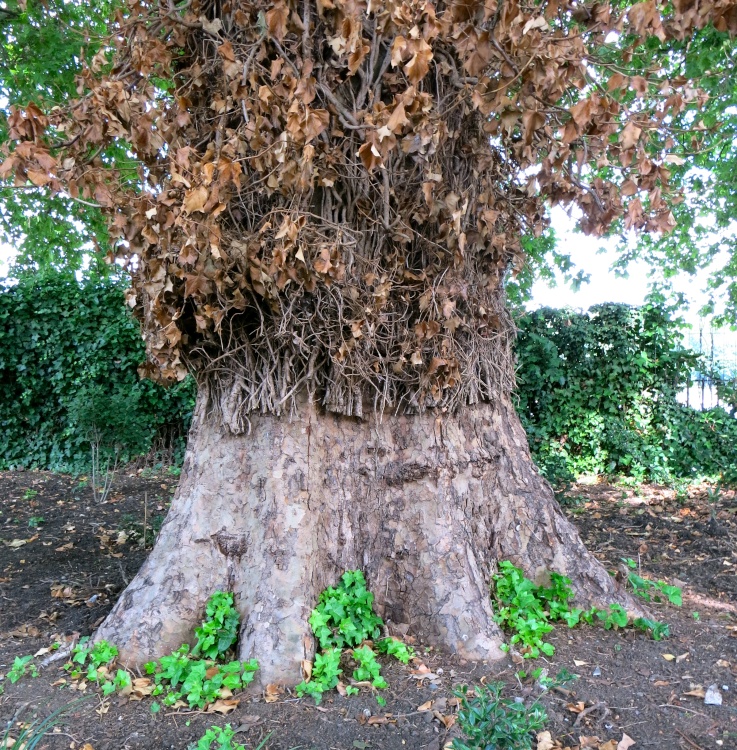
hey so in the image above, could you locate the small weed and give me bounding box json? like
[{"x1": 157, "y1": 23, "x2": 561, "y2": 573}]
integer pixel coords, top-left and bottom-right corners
[
  {"x1": 27, "y1": 516, "x2": 45, "y2": 528},
  {"x1": 632, "y1": 617, "x2": 670, "y2": 641},
  {"x1": 192, "y1": 591, "x2": 240, "y2": 659},
  {"x1": 295, "y1": 647, "x2": 342, "y2": 701},
  {"x1": 63, "y1": 592, "x2": 259, "y2": 711},
  {"x1": 351, "y1": 645, "x2": 387, "y2": 689},
  {"x1": 706, "y1": 481, "x2": 722, "y2": 522},
  {"x1": 309, "y1": 570, "x2": 383, "y2": 651},
  {"x1": 671, "y1": 478, "x2": 691, "y2": 503},
  {"x1": 296, "y1": 570, "x2": 414, "y2": 704},
  {"x1": 22, "y1": 489, "x2": 38, "y2": 501},
  {"x1": 452, "y1": 682, "x2": 547, "y2": 750},
  {"x1": 167, "y1": 465, "x2": 182, "y2": 477},
  {"x1": 375, "y1": 636, "x2": 414, "y2": 663},
  {"x1": 65, "y1": 638, "x2": 119, "y2": 678},
  {"x1": 1, "y1": 698, "x2": 90, "y2": 750},
  {"x1": 190, "y1": 724, "x2": 271, "y2": 750},
  {"x1": 7, "y1": 655, "x2": 39, "y2": 683},
  {"x1": 627, "y1": 572, "x2": 682, "y2": 606},
  {"x1": 492, "y1": 561, "x2": 577, "y2": 658}
]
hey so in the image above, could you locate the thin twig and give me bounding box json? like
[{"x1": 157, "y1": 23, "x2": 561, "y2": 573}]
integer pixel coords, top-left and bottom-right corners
[
  {"x1": 659, "y1": 704, "x2": 711, "y2": 719},
  {"x1": 676, "y1": 728, "x2": 706, "y2": 750}
]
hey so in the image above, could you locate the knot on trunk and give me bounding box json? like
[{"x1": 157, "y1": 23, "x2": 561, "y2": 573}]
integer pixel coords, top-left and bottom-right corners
[{"x1": 213, "y1": 531, "x2": 248, "y2": 558}]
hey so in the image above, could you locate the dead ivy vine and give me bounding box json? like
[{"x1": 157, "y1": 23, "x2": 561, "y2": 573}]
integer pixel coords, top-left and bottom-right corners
[{"x1": 2, "y1": 0, "x2": 736, "y2": 422}]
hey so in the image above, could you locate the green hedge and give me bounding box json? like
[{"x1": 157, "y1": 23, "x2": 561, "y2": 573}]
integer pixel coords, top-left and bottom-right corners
[
  {"x1": 0, "y1": 274, "x2": 196, "y2": 471},
  {"x1": 517, "y1": 303, "x2": 737, "y2": 484}
]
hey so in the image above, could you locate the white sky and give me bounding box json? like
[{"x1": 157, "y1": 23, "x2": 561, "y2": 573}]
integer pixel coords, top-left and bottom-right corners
[{"x1": 528, "y1": 207, "x2": 716, "y2": 328}]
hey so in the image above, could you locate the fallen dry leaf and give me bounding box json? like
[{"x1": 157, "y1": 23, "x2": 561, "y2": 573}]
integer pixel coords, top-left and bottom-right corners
[
  {"x1": 55, "y1": 542, "x2": 74, "y2": 552},
  {"x1": 618, "y1": 733, "x2": 636, "y2": 750},
  {"x1": 417, "y1": 700, "x2": 433, "y2": 712},
  {"x1": 676, "y1": 652, "x2": 690, "y2": 663},
  {"x1": 264, "y1": 683, "x2": 283, "y2": 703},
  {"x1": 5, "y1": 538, "x2": 31, "y2": 549},
  {"x1": 662, "y1": 653, "x2": 675, "y2": 661},
  {"x1": 579, "y1": 737, "x2": 601, "y2": 748},
  {"x1": 8, "y1": 624, "x2": 41, "y2": 638},
  {"x1": 207, "y1": 698, "x2": 240, "y2": 714},
  {"x1": 536, "y1": 730, "x2": 555, "y2": 750},
  {"x1": 683, "y1": 685, "x2": 705, "y2": 698},
  {"x1": 433, "y1": 711, "x2": 455, "y2": 729},
  {"x1": 367, "y1": 715, "x2": 392, "y2": 725},
  {"x1": 573, "y1": 660, "x2": 588, "y2": 667},
  {"x1": 566, "y1": 702, "x2": 586, "y2": 714},
  {"x1": 232, "y1": 715, "x2": 262, "y2": 731},
  {"x1": 716, "y1": 659, "x2": 731, "y2": 668}
]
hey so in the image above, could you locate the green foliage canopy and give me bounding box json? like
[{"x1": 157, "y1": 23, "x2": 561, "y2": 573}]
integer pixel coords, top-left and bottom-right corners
[{"x1": 0, "y1": 0, "x2": 115, "y2": 277}]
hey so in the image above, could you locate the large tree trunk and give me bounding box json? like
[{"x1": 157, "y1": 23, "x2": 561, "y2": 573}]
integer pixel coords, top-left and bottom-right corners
[{"x1": 97, "y1": 390, "x2": 633, "y2": 686}]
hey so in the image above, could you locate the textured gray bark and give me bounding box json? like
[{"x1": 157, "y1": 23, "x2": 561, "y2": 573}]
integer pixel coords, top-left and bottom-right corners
[{"x1": 96, "y1": 390, "x2": 633, "y2": 686}]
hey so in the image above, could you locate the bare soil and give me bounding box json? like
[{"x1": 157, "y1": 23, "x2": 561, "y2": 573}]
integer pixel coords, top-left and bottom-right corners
[{"x1": 1, "y1": 470, "x2": 736, "y2": 750}]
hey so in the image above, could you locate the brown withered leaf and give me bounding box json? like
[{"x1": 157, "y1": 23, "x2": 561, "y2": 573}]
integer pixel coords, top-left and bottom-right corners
[
  {"x1": 264, "y1": 683, "x2": 283, "y2": 703},
  {"x1": 404, "y1": 40, "x2": 433, "y2": 84},
  {"x1": 387, "y1": 102, "x2": 410, "y2": 133},
  {"x1": 207, "y1": 698, "x2": 240, "y2": 714},
  {"x1": 367, "y1": 715, "x2": 394, "y2": 725},
  {"x1": 265, "y1": 3, "x2": 289, "y2": 41},
  {"x1": 620, "y1": 122, "x2": 642, "y2": 149},
  {"x1": 183, "y1": 186, "x2": 208, "y2": 214}
]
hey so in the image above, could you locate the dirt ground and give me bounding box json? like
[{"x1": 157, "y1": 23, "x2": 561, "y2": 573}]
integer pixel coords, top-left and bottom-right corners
[{"x1": 1, "y1": 470, "x2": 736, "y2": 750}]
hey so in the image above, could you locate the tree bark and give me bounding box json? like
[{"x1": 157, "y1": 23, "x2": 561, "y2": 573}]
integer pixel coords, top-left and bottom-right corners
[{"x1": 97, "y1": 391, "x2": 634, "y2": 686}]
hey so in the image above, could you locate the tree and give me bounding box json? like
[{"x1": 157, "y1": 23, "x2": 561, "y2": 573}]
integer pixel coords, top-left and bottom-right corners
[
  {"x1": 3, "y1": 0, "x2": 736, "y2": 684},
  {"x1": 613, "y1": 28, "x2": 737, "y2": 321},
  {"x1": 0, "y1": 0, "x2": 118, "y2": 277}
]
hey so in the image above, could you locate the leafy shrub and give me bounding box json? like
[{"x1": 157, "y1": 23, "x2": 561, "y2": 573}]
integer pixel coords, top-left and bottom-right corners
[
  {"x1": 308, "y1": 569, "x2": 383, "y2": 650},
  {"x1": 0, "y1": 273, "x2": 195, "y2": 471},
  {"x1": 7, "y1": 655, "x2": 38, "y2": 683},
  {"x1": 515, "y1": 303, "x2": 737, "y2": 483},
  {"x1": 190, "y1": 725, "x2": 271, "y2": 750},
  {"x1": 192, "y1": 592, "x2": 240, "y2": 659}
]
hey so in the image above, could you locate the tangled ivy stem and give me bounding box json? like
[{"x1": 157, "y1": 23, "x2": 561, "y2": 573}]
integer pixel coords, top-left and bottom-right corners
[{"x1": 4, "y1": 0, "x2": 736, "y2": 419}]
